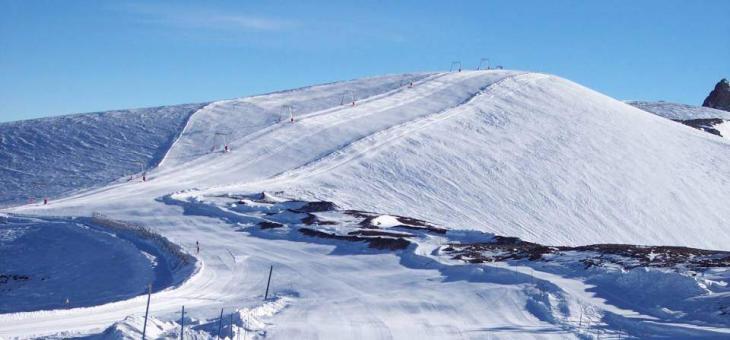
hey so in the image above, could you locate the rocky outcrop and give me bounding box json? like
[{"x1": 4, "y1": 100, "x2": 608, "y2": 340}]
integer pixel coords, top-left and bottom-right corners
[{"x1": 703, "y1": 78, "x2": 730, "y2": 111}]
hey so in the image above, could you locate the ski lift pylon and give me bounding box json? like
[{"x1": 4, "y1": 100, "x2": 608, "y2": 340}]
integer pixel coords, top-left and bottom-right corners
[
  {"x1": 213, "y1": 130, "x2": 232, "y2": 153},
  {"x1": 477, "y1": 58, "x2": 489, "y2": 70},
  {"x1": 280, "y1": 104, "x2": 294, "y2": 123},
  {"x1": 340, "y1": 90, "x2": 356, "y2": 106}
]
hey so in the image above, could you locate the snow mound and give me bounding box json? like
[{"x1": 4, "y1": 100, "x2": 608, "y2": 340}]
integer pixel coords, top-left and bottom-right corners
[{"x1": 82, "y1": 296, "x2": 292, "y2": 339}]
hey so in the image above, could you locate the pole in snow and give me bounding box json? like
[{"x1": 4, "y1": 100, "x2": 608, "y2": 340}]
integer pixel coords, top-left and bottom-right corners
[
  {"x1": 139, "y1": 162, "x2": 145, "y2": 181},
  {"x1": 217, "y1": 308, "x2": 224, "y2": 339},
  {"x1": 230, "y1": 313, "x2": 235, "y2": 339},
  {"x1": 142, "y1": 284, "x2": 151, "y2": 340},
  {"x1": 264, "y1": 265, "x2": 273, "y2": 300},
  {"x1": 578, "y1": 308, "x2": 583, "y2": 328},
  {"x1": 180, "y1": 305, "x2": 185, "y2": 340}
]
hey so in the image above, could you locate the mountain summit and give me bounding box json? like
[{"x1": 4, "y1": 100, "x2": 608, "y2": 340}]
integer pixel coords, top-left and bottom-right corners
[{"x1": 702, "y1": 78, "x2": 730, "y2": 111}]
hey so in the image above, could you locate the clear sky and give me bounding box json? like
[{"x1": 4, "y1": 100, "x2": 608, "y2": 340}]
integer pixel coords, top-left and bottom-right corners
[{"x1": 1, "y1": 0, "x2": 729, "y2": 122}]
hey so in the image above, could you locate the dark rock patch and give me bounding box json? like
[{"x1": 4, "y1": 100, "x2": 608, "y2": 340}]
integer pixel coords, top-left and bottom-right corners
[
  {"x1": 300, "y1": 213, "x2": 338, "y2": 225},
  {"x1": 290, "y1": 201, "x2": 338, "y2": 213},
  {"x1": 0, "y1": 274, "x2": 31, "y2": 285},
  {"x1": 348, "y1": 229, "x2": 414, "y2": 238},
  {"x1": 444, "y1": 237, "x2": 730, "y2": 270},
  {"x1": 342, "y1": 210, "x2": 378, "y2": 219},
  {"x1": 258, "y1": 221, "x2": 284, "y2": 229},
  {"x1": 299, "y1": 228, "x2": 410, "y2": 250},
  {"x1": 674, "y1": 118, "x2": 726, "y2": 137}
]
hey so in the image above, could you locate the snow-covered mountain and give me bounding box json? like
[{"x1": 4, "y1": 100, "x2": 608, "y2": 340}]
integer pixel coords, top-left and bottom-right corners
[
  {"x1": 628, "y1": 100, "x2": 730, "y2": 138},
  {"x1": 628, "y1": 101, "x2": 730, "y2": 121},
  {"x1": 2, "y1": 70, "x2": 730, "y2": 339}
]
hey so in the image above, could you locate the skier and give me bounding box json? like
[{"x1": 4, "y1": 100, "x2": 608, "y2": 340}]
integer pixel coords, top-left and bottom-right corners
[
  {"x1": 409, "y1": 82, "x2": 413, "y2": 88},
  {"x1": 224, "y1": 144, "x2": 229, "y2": 153},
  {"x1": 142, "y1": 174, "x2": 146, "y2": 182},
  {"x1": 43, "y1": 198, "x2": 48, "y2": 205},
  {"x1": 196, "y1": 241, "x2": 200, "y2": 254}
]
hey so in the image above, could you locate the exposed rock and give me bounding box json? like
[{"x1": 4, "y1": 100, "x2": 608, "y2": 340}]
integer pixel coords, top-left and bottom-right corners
[
  {"x1": 674, "y1": 118, "x2": 727, "y2": 137},
  {"x1": 703, "y1": 78, "x2": 730, "y2": 112},
  {"x1": 258, "y1": 221, "x2": 284, "y2": 229}
]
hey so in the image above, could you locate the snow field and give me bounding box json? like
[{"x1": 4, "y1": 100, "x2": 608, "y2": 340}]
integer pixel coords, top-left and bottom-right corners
[{"x1": 3, "y1": 70, "x2": 730, "y2": 338}]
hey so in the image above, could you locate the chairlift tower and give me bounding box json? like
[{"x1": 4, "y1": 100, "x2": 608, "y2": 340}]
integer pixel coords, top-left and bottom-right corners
[
  {"x1": 340, "y1": 90, "x2": 356, "y2": 106},
  {"x1": 477, "y1": 58, "x2": 489, "y2": 70},
  {"x1": 282, "y1": 105, "x2": 295, "y2": 123},
  {"x1": 214, "y1": 131, "x2": 232, "y2": 153}
]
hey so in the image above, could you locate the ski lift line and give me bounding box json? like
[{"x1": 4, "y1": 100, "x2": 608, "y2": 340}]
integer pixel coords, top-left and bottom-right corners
[
  {"x1": 183, "y1": 73, "x2": 450, "y2": 170},
  {"x1": 449, "y1": 61, "x2": 462, "y2": 72},
  {"x1": 243, "y1": 72, "x2": 533, "y2": 187},
  {"x1": 242, "y1": 73, "x2": 446, "y2": 147},
  {"x1": 196, "y1": 72, "x2": 520, "y2": 190}
]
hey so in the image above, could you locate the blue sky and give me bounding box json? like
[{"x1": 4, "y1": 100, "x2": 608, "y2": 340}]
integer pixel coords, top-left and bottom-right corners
[{"x1": 1, "y1": 0, "x2": 728, "y2": 122}]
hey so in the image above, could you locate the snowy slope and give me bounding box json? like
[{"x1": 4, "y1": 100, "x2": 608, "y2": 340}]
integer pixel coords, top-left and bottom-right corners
[
  {"x1": 223, "y1": 74, "x2": 730, "y2": 250},
  {"x1": 162, "y1": 73, "x2": 430, "y2": 167},
  {"x1": 0, "y1": 103, "x2": 203, "y2": 207},
  {"x1": 2, "y1": 70, "x2": 730, "y2": 339}
]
